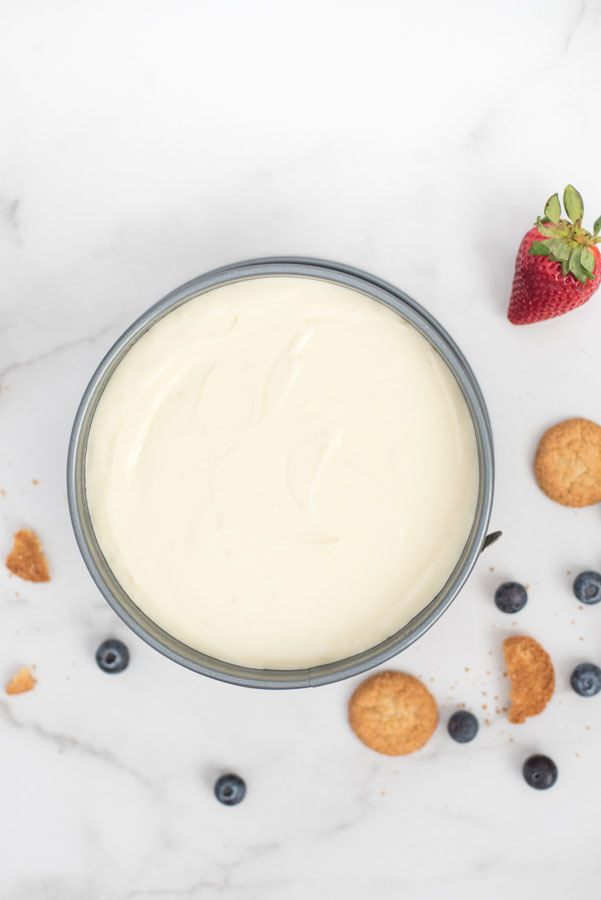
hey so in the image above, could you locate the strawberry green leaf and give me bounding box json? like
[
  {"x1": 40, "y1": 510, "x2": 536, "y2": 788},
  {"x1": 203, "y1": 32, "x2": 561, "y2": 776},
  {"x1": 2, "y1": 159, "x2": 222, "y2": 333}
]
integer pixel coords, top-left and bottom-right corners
[
  {"x1": 561, "y1": 259, "x2": 569, "y2": 276},
  {"x1": 536, "y1": 217, "x2": 561, "y2": 238},
  {"x1": 544, "y1": 193, "x2": 561, "y2": 224},
  {"x1": 581, "y1": 245, "x2": 596, "y2": 275},
  {"x1": 545, "y1": 238, "x2": 571, "y2": 261},
  {"x1": 594, "y1": 215, "x2": 601, "y2": 237},
  {"x1": 529, "y1": 241, "x2": 552, "y2": 256},
  {"x1": 564, "y1": 184, "x2": 584, "y2": 223},
  {"x1": 568, "y1": 248, "x2": 590, "y2": 283}
]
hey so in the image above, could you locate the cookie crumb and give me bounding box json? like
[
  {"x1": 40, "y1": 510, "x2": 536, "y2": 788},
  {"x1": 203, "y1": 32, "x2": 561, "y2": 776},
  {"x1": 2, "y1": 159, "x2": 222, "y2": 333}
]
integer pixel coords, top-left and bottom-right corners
[
  {"x1": 32, "y1": 479, "x2": 39, "y2": 485},
  {"x1": 464, "y1": 667, "x2": 470, "y2": 672},
  {"x1": 5, "y1": 530, "x2": 50, "y2": 583},
  {"x1": 0, "y1": 489, "x2": 5, "y2": 498},
  {"x1": 6, "y1": 666, "x2": 36, "y2": 695},
  {"x1": 489, "y1": 567, "x2": 494, "y2": 572}
]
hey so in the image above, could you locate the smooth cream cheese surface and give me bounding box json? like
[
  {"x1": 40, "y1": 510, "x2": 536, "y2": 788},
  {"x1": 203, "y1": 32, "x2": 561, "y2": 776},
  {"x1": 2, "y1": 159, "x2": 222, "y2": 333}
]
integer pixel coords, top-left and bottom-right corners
[{"x1": 86, "y1": 276, "x2": 479, "y2": 669}]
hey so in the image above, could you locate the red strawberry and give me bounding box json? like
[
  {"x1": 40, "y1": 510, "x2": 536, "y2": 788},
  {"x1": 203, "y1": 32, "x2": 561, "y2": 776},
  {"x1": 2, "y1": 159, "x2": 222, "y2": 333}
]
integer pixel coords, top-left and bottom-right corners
[{"x1": 508, "y1": 185, "x2": 601, "y2": 325}]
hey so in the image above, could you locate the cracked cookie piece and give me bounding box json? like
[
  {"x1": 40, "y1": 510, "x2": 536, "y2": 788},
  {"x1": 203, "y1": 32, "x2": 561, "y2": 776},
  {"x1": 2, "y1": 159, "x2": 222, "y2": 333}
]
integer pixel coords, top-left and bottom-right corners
[
  {"x1": 534, "y1": 417, "x2": 601, "y2": 507},
  {"x1": 349, "y1": 671, "x2": 438, "y2": 755},
  {"x1": 503, "y1": 635, "x2": 555, "y2": 724},
  {"x1": 6, "y1": 666, "x2": 37, "y2": 695},
  {"x1": 6, "y1": 529, "x2": 50, "y2": 582}
]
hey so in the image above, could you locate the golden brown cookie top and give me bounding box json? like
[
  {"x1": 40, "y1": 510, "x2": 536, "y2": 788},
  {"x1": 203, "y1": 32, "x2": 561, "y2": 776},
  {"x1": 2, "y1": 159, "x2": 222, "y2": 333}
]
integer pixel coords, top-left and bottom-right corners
[
  {"x1": 6, "y1": 529, "x2": 50, "y2": 583},
  {"x1": 503, "y1": 635, "x2": 555, "y2": 724},
  {"x1": 6, "y1": 666, "x2": 37, "y2": 695},
  {"x1": 534, "y1": 417, "x2": 601, "y2": 507},
  {"x1": 348, "y1": 671, "x2": 438, "y2": 755}
]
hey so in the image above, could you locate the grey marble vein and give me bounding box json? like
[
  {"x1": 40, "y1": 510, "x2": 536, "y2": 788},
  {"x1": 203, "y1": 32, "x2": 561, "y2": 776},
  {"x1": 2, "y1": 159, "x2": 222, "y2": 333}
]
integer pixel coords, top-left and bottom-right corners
[
  {"x1": 1, "y1": 196, "x2": 20, "y2": 232},
  {"x1": 0, "y1": 321, "x2": 118, "y2": 384},
  {"x1": 126, "y1": 840, "x2": 288, "y2": 899},
  {"x1": 126, "y1": 873, "x2": 290, "y2": 899},
  {"x1": 5, "y1": 876, "x2": 100, "y2": 900},
  {"x1": 564, "y1": 0, "x2": 588, "y2": 51},
  {"x1": 317, "y1": 760, "x2": 380, "y2": 836},
  {"x1": 0, "y1": 699, "x2": 155, "y2": 789}
]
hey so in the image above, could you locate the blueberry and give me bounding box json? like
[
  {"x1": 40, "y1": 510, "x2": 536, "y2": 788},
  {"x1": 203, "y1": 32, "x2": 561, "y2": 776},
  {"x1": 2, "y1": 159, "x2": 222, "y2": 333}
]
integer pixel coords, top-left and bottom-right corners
[
  {"x1": 447, "y1": 710, "x2": 479, "y2": 743},
  {"x1": 494, "y1": 582, "x2": 528, "y2": 614},
  {"x1": 523, "y1": 754, "x2": 558, "y2": 790},
  {"x1": 570, "y1": 662, "x2": 601, "y2": 697},
  {"x1": 573, "y1": 571, "x2": 601, "y2": 605},
  {"x1": 214, "y1": 773, "x2": 246, "y2": 806},
  {"x1": 96, "y1": 639, "x2": 129, "y2": 673}
]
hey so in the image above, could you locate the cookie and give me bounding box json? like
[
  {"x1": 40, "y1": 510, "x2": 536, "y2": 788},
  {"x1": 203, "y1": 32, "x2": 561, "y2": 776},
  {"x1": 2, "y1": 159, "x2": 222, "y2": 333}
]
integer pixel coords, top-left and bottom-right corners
[
  {"x1": 6, "y1": 529, "x2": 50, "y2": 582},
  {"x1": 503, "y1": 635, "x2": 555, "y2": 724},
  {"x1": 6, "y1": 666, "x2": 37, "y2": 695},
  {"x1": 534, "y1": 417, "x2": 601, "y2": 507},
  {"x1": 349, "y1": 671, "x2": 438, "y2": 755}
]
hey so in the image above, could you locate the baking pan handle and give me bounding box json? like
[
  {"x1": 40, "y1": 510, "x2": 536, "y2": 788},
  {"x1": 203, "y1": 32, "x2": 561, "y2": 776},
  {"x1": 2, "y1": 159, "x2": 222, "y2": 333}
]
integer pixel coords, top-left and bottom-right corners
[{"x1": 481, "y1": 531, "x2": 502, "y2": 553}]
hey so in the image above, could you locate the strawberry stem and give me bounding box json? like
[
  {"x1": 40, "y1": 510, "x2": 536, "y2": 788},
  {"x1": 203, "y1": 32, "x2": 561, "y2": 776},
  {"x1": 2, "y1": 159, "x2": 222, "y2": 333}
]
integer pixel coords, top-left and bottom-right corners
[{"x1": 528, "y1": 185, "x2": 598, "y2": 282}]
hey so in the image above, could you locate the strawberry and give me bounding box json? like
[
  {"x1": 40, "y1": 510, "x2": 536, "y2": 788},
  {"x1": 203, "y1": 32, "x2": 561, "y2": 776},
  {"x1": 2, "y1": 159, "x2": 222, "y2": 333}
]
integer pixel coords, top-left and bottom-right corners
[{"x1": 508, "y1": 185, "x2": 601, "y2": 325}]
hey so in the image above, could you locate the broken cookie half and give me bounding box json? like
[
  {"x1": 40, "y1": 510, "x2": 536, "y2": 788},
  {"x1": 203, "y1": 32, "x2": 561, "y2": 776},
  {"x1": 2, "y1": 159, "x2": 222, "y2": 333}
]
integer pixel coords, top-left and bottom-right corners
[{"x1": 503, "y1": 635, "x2": 555, "y2": 724}]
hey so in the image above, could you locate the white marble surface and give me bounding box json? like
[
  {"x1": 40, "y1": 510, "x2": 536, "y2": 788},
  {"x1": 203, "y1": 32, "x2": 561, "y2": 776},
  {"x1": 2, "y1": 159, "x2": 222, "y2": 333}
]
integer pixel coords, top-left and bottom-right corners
[{"x1": 2, "y1": 1, "x2": 601, "y2": 897}]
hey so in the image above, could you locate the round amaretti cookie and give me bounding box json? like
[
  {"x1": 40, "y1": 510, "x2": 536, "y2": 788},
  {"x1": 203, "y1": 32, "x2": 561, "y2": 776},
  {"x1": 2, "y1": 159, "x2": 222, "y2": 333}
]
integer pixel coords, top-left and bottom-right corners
[
  {"x1": 349, "y1": 671, "x2": 438, "y2": 755},
  {"x1": 534, "y1": 417, "x2": 601, "y2": 507}
]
